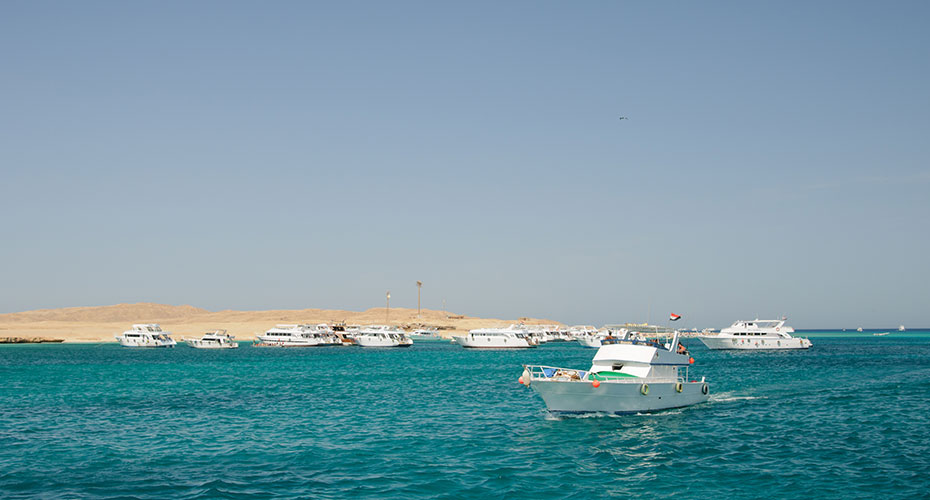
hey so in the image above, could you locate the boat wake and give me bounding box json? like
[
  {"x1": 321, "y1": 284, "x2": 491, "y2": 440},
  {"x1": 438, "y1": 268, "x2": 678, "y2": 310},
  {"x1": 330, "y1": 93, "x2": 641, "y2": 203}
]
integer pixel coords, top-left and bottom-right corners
[{"x1": 710, "y1": 393, "x2": 765, "y2": 403}]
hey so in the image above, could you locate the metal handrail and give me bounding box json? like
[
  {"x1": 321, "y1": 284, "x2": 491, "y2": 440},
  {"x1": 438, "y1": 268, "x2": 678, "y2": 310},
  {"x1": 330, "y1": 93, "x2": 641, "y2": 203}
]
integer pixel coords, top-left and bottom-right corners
[{"x1": 523, "y1": 365, "x2": 686, "y2": 384}]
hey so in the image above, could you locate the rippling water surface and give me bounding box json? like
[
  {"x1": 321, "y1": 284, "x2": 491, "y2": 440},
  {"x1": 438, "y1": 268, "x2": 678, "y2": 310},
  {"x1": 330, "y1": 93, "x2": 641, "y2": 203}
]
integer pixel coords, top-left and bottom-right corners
[{"x1": 2, "y1": 333, "x2": 929, "y2": 498}]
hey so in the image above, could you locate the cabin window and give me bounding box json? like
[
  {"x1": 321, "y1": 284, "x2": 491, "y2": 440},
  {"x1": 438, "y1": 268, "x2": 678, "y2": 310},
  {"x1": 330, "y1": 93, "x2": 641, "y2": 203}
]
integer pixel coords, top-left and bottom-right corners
[{"x1": 612, "y1": 363, "x2": 624, "y2": 371}]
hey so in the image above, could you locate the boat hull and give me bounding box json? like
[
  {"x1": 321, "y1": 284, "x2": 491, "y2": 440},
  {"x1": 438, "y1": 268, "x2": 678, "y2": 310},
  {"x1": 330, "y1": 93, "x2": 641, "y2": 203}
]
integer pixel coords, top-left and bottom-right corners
[
  {"x1": 188, "y1": 342, "x2": 238, "y2": 349},
  {"x1": 115, "y1": 336, "x2": 176, "y2": 348},
  {"x1": 452, "y1": 336, "x2": 536, "y2": 348},
  {"x1": 577, "y1": 337, "x2": 603, "y2": 348},
  {"x1": 355, "y1": 338, "x2": 413, "y2": 347},
  {"x1": 698, "y1": 336, "x2": 811, "y2": 350},
  {"x1": 529, "y1": 379, "x2": 709, "y2": 414}
]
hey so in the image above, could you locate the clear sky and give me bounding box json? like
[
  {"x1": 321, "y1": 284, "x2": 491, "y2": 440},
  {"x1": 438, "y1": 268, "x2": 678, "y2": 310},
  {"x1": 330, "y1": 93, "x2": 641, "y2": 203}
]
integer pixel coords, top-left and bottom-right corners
[{"x1": 2, "y1": 1, "x2": 928, "y2": 328}]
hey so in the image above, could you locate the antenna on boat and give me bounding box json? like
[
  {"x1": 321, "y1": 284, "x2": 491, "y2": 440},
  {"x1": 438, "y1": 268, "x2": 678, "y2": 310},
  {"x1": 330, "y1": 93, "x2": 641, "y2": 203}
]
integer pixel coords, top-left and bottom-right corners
[{"x1": 386, "y1": 291, "x2": 391, "y2": 324}]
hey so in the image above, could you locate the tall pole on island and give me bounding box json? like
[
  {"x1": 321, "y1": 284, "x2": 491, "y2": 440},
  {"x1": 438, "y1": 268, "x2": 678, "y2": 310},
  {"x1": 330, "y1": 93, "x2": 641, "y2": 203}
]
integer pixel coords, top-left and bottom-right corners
[{"x1": 416, "y1": 281, "x2": 422, "y2": 319}]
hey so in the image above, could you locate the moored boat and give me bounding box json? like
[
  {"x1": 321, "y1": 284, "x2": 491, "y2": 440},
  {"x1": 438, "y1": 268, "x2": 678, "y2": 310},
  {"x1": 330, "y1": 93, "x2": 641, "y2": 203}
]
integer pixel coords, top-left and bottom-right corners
[
  {"x1": 453, "y1": 324, "x2": 537, "y2": 348},
  {"x1": 115, "y1": 324, "x2": 177, "y2": 348},
  {"x1": 521, "y1": 331, "x2": 708, "y2": 414},
  {"x1": 184, "y1": 329, "x2": 238, "y2": 349},
  {"x1": 354, "y1": 325, "x2": 413, "y2": 347},
  {"x1": 254, "y1": 324, "x2": 342, "y2": 347},
  {"x1": 409, "y1": 328, "x2": 441, "y2": 341},
  {"x1": 698, "y1": 318, "x2": 811, "y2": 350}
]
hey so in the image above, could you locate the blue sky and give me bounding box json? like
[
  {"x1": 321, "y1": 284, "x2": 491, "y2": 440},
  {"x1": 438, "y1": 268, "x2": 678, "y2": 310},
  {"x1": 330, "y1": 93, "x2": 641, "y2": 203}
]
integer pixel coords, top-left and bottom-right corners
[{"x1": 2, "y1": 1, "x2": 928, "y2": 328}]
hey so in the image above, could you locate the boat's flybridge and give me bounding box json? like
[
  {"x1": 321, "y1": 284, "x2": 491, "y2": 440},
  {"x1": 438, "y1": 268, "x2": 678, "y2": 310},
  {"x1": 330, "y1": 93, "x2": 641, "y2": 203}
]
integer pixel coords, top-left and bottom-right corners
[{"x1": 132, "y1": 324, "x2": 163, "y2": 333}]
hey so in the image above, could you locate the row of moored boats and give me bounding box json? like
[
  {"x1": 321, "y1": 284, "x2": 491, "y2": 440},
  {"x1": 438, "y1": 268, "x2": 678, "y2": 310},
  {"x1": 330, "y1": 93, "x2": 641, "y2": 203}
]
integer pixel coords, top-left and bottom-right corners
[
  {"x1": 115, "y1": 318, "x2": 813, "y2": 351},
  {"x1": 115, "y1": 324, "x2": 441, "y2": 349}
]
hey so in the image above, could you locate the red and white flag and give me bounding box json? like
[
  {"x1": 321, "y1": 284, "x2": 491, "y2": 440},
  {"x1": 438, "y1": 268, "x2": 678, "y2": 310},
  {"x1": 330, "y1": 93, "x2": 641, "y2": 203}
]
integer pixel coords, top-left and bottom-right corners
[{"x1": 669, "y1": 313, "x2": 681, "y2": 321}]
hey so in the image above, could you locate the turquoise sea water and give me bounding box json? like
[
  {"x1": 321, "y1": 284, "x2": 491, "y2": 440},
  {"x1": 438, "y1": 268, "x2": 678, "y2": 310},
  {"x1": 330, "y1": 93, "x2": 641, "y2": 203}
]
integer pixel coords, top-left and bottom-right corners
[{"x1": 2, "y1": 333, "x2": 929, "y2": 499}]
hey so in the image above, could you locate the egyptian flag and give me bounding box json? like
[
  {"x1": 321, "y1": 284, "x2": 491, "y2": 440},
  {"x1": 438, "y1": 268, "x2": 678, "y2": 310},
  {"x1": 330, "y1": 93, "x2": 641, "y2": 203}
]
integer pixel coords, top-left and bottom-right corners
[{"x1": 669, "y1": 313, "x2": 681, "y2": 321}]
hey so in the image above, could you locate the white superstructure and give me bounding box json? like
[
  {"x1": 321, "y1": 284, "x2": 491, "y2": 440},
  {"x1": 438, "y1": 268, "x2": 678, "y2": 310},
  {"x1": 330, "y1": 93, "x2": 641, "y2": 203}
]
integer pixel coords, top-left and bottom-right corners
[
  {"x1": 453, "y1": 324, "x2": 538, "y2": 348},
  {"x1": 522, "y1": 331, "x2": 708, "y2": 414},
  {"x1": 184, "y1": 329, "x2": 238, "y2": 349},
  {"x1": 698, "y1": 319, "x2": 811, "y2": 350},
  {"x1": 354, "y1": 325, "x2": 413, "y2": 347},
  {"x1": 255, "y1": 324, "x2": 342, "y2": 347},
  {"x1": 115, "y1": 324, "x2": 177, "y2": 348}
]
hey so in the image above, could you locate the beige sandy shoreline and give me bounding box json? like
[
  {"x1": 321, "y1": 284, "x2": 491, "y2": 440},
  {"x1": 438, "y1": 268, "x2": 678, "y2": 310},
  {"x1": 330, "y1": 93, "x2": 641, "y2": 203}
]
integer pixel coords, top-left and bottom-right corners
[{"x1": 0, "y1": 303, "x2": 561, "y2": 343}]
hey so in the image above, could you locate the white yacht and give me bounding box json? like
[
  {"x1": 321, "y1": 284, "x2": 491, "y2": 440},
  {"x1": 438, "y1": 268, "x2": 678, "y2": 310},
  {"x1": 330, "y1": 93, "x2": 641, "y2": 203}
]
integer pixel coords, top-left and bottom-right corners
[
  {"x1": 254, "y1": 324, "x2": 342, "y2": 347},
  {"x1": 899, "y1": 325, "x2": 906, "y2": 332},
  {"x1": 184, "y1": 329, "x2": 238, "y2": 349},
  {"x1": 698, "y1": 319, "x2": 811, "y2": 350},
  {"x1": 116, "y1": 324, "x2": 177, "y2": 348},
  {"x1": 354, "y1": 325, "x2": 413, "y2": 347},
  {"x1": 453, "y1": 324, "x2": 538, "y2": 348},
  {"x1": 521, "y1": 331, "x2": 708, "y2": 415}
]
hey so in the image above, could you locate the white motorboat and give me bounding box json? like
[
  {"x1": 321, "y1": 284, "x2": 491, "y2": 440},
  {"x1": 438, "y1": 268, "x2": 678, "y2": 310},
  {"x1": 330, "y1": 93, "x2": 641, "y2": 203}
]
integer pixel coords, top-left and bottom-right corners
[
  {"x1": 857, "y1": 327, "x2": 863, "y2": 332},
  {"x1": 899, "y1": 325, "x2": 906, "y2": 332},
  {"x1": 184, "y1": 329, "x2": 238, "y2": 349},
  {"x1": 115, "y1": 324, "x2": 177, "y2": 348},
  {"x1": 453, "y1": 324, "x2": 538, "y2": 348},
  {"x1": 354, "y1": 325, "x2": 413, "y2": 347},
  {"x1": 254, "y1": 324, "x2": 342, "y2": 347},
  {"x1": 873, "y1": 332, "x2": 890, "y2": 336},
  {"x1": 698, "y1": 318, "x2": 811, "y2": 350},
  {"x1": 521, "y1": 331, "x2": 708, "y2": 415}
]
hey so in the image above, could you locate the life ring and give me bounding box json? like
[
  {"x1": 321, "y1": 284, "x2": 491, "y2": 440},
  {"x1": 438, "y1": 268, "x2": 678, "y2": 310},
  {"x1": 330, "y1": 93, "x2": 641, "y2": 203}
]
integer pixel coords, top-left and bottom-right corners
[
  {"x1": 775, "y1": 327, "x2": 780, "y2": 332},
  {"x1": 701, "y1": 384, "x2": 709, "y2": 395},
  {"x1": 640, "y1": 384, "x2": 650, "y2": 396},
  {"x1": 675, "y1": 382, "x2": 683, "y2": 393}
]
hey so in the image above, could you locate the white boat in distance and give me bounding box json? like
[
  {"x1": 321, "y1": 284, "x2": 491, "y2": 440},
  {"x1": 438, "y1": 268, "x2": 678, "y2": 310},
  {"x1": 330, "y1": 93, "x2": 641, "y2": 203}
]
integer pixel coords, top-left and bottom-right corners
[
  {"x1": 354, "y1": 325, "x2": 413, "y2": 347},
  {"x1": 698, "y1": 319, "x2": 811, "y2": 350},
  {"x1": 521, "y1": 331, "x2": 708, "y2": 415},
  {"x1": 899, "y1": 325, "x2": 906, "y2": 332},
  {"x1": 184, "y1": 329, "x2": 238, "y2": 349},
  {"x1": 453, "y1": 324, "x2": 538, "y2": 348},
  {"x1": 116, "y1": 324, "x2": 177, "y2": 348},
  {"x1": 255, "y1": 324, "x2": 341, "y2": 347},
  {"x1": 409, "y1": 328, "x2": 441, "y2": 341}
]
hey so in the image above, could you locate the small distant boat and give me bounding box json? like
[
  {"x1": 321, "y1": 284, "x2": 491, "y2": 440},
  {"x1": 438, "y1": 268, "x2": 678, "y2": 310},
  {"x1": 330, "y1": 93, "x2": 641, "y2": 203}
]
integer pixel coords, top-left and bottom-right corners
[
  {"x1": 353, "y1": 325, "x2": 413, "y2": 347},
  {"x1": 698, "y1": 318, "x2": 811, "y2": 350},
  {"x1": 857, "y1": 327, "x2": 863, "y2": 332},
  {"x1": 409, "y1": 328, "x2": 441, "y2": 341},
  {"x1": 521, "y1": 330, "x2": 708, "y2": 415},
  {"x1": 184, "y1": 329, "x2": 238, "y2": 349},
  {"x1": 873, "y1": 332, "x2": 890, "y2": 336},
  {"x1": 116, "y1": 324, "x2": 176, "y2": 348},
  {"x1": 899, "y1": 325, "x2": 906, "y2": 332}
]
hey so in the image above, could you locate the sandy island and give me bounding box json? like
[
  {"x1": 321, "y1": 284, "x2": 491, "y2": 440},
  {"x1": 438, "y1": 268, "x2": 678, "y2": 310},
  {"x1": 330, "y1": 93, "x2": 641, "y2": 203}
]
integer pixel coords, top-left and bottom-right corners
[{"x1": 0, "y1": 303, "x2": 562, "y2": 343}]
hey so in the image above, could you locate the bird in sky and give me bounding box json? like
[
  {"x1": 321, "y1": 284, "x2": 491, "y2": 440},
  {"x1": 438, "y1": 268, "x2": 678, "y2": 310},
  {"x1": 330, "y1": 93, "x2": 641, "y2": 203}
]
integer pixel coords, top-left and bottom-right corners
[{"x1": 619, "y1": 116, "x2": 628, "y2": 120}]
